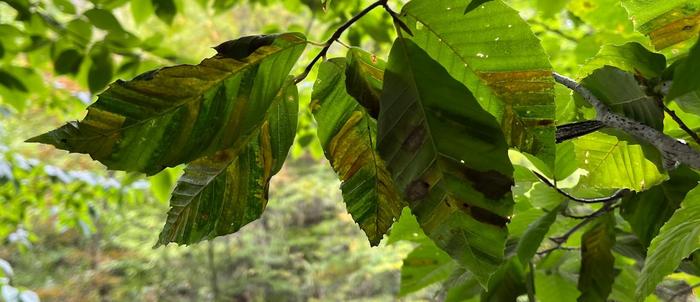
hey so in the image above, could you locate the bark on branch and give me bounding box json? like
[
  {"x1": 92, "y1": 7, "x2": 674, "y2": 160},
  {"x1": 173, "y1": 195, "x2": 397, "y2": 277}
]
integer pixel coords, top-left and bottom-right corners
[{"x1": 553, "y1": 72, "x2": 700, "y2": 170}]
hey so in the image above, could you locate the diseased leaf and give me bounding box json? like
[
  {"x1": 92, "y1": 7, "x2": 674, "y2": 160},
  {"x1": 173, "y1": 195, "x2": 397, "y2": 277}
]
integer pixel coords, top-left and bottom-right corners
[
  {"x1": 156, "y1": 82, "x2": 298, "y2": 246},
  {"x1": 345, "y1": 48, "x2": 385, "y2": 119},
  {"x1": 402, "y1": 0, "x2": 556, "y2": 166},
  {"x1": 378, "y1": 38, "x2": 514, "y2": 286},
  {"x1": 622, "y1": 0, "x2": 700, "y2": 50},
  {"x1": 577, "y1": 213, "x2": 616, "y2": 302},
  {"x1": 311, "y1": 58, "x2": 405, "y2": 246},
  {"x1": 636, "y1": 184, "x2": 700, "y2": 300},
  {"x1": 573, "y1": 131, "x2": 667, "y2": 191},
  {"x1": 28, "y1": 33, "x2": 306, "y2": 175},
  {"x1": 668, "y1": 39, "x2": 700, "y2": 100},
  {"x1": 621, "y1": 166, "x2": 700, "y2": 247},
  {"x1": 579, "y1": 42, "x2": 667, "y2": 79},
  {"x1": 580, "y1": 66, "x2": 664, "y2": 130}
]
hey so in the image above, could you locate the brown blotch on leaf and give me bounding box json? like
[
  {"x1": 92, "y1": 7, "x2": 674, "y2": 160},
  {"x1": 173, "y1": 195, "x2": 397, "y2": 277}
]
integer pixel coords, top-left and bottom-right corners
[
  {"x1": 470, "y1": 206, "x2": 510, "y2": 227},
  {"x1": 458, "y1": 166, "x2": 513, "y2": 200},
  {"x1": 402, "y1": 125, "x2": 426, "y2": 152},
  {"x1": 406, "y1": 180, "x2": 430, "y2": 201}
]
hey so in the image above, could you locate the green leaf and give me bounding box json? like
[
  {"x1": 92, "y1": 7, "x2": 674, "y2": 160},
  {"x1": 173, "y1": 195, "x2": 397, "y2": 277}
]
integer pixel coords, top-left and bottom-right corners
[
  {"x1": 156, "y1": 82, "x2": 298, "y2": 246},
  {"x1": 573, "y1": 131, "x2": 667, "y2": 191},
  {"x1": 668, "y1": 39, "x2": 700, "y2": 100},
  {"x1": 481, "y1": 260, "x2": 527, "y2": 301},
  {"x1": 536, "y1": 0, "x2": 570, "y2": 19},
  {"x1": 345, "y1": 48, "x2": 384, "y2": 119},
  {"x1": 28, "y1": 33, "x2": 306, "y2": 175},
  {"x1": 311, "y1": 58, "x2": 405, "y2": 246},
  {"x1": 636, "y1": 184, "x2": 700, "y2": 300},
  {"x1": 378, "y1": 38, "x2": 514, "y2": 286},
  {"x1": 54, "y1": 49, "x2": 84, "y2": 75},
  {"x1": 87, "y1": 44, "x2": 114, "y2": 93},
  {"x1": 580, "y1": 42, "x2": 667, "y2": 79},
  {"x1": 402, "y1": 0, "x2": 556, "y2": 166},
  {"x1": 53, "y1": 0, "x2": 76, "y2": 14},
  {"x1": 536, "y1": 271, "x2": 580, "y2": 302},
  {"x1": 578, "y1": 213, "x2": 616, "y2": 302},
  {"x1": 621, "y1": 166, "x2": 700, "y2": 247},
  {"x1": 581, "y1": 66, "x2": 664, "y2": 130},
  {"x1": 464, "y1": 0, "x2": 494, "y2": 14},
  {"x1": 83, "y1": 8, "x2": 124, "y2": 32},
  {"x1": 399, "y1": 242, "x2": 458, "y2": 296},
  {"x1": 149, "y1": 167, "x2": 178, "y2": 203},
  {"x1": 387, "y1": 207, "x2": 428, "y2": 245},
  {"x1": 131, "y1": 0, "x2": 154, "y2": 24},
  {"x1": 516, "y1": 202, "x2": 564, "y2": 264},
  {"x1": 621, "y1": 0, "x2": 700, "y2": 49},
  {"x1": 152, "y1": 0, "x2": 177, "y2": 25}
]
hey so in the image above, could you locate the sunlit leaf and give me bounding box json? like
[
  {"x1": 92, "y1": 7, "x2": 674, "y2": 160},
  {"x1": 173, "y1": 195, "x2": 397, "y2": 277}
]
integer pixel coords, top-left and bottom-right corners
[
  {"x1": 636, "y1": 184, "x2": 700, "y2": 300},
  {"x1": 311, "y1": 58, "x2": 405, "y2": 246},
  {"x1": 622, "y1": 0, "x2": 700, "y2": 50},
  {"x1": 573, "y1": 131, "x2": 667, "y2": 191},
  {"x1": 378, "y1": 38, "x2": 514, "y2": 286},
  {"x1": 402, "y1": 0, "x2": 556, "y2": 166},
  {"x1": 28, "y1": 33, "x2": 306, "y2": 175},
  {"x1": 578, "y1": 213, "x2": 616, "y2": 302},
  {"x1": 399, "y1": 240, "x2": 458, "y2": 296}
]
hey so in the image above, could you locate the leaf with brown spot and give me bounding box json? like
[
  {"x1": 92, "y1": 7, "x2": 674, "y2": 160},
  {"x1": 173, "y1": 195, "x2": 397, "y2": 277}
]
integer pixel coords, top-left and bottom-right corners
[
  {"x1": 311, "y1": 58, "x2": 406, "y2": 246},
  {"x1": 622, "y1": 0, "x2": 700, "y2": 50},
  {"x1": 378, "y1": 38, "x2": 514, "y2": 286}
]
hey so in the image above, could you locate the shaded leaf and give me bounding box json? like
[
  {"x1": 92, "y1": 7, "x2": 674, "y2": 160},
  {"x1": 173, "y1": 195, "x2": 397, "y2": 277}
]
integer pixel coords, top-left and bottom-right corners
[
  {"x1": 580, "y1": 42, "x2": 667, "y2": 79},
  {"x1": 621, "y1": 0, "x2": 700, "y2": 50},
  {"x1": 83, "y1": 8, "x2": 124, "y2": 32},
  {"x1": 156, "y1": 82, "x2": 298, "y2": 246},
  {"x1": 536, "y1": 271, "x2": 580, "y2": 302},
  {"x1": 402, "y1": 0, "x2": 556, "y2": 165},
  {"x1": 636, "y1": 184, "x2": 700, "y2": 300},
  {"x1": 54, "y1": 49, "x2": 83, "y2": 75},
  {"x1": 28, "y1": 33, "x2": 306, "y2": 175},
  {"x1": 577, "y1": 213, "x2": 616, "y2": 302},
  {"x1": 152, "y1": 0, "x2": 177, "y2": 24},
  {"x1": 345, "y1": 48, "x2": 384, "y2": 119},
  {"x1": 378, "y1": 38, "x2": 514, "y2": 285},
  {"x1": 399, "y1": 241, "x2": 458, "y2": 296},
  {"x1": 581, "y1": 66, "x2": 664, "y2": 130},
  {"x1": 311, "y1": 58, "x2": 405, "y2": 246},
  {"x1": 516, "y1": 202, "x2": 564, "y2": 264},
  {"x1": 481, "y1": 260, "x2": 527, "y2": 302},
  {"x1": 668, "y1": 39, "x2": 700, "y2": 100},
  {"x1": 621, "y1": 166, "x2": 700, "y2": 247},
  {"x1": 87, "y1": 44, "x2": 114, "y2": 93}
]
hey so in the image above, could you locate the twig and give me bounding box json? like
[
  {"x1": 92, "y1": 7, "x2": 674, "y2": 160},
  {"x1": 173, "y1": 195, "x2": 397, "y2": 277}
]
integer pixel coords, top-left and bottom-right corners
[
  {"x1": 662, "y1": 103, "x2": 700, "y2": 145},
  {"x1": 533, "y1": 171, "x2": 628, "y2": 204},
  {"x1": 529, "y1": 19, "x2": 578, "y2": 43},
  {"x1": 293, "y1": 0, "x2": 386, "y2": 83},
  {"x1": 553, "y1": 72, "x2": 700, "y2": 170},
  {"x1": 536, "y1": 202, "x2": 618, "y2": 256}
]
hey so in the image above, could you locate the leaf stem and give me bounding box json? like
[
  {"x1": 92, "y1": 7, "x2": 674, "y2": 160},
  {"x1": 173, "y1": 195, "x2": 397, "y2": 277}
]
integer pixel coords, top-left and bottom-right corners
[
  {"x1": 553, "y1": 72, "x2": 700, "y2": 170},
  {"x1": 533, "y1": 171, "x2": 629, "y2": 204},
  {"x1": 293, "y1": 0, "x2": 387, "y2": 84}
]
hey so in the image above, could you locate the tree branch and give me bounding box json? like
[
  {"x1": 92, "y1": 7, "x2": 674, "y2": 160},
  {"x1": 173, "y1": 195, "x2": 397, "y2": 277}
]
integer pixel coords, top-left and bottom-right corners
[
  {"x1": 553, "y1": 72, "x2": 700, "y2": 170},
  {"x1": 293, "y1": 0, "x2": 387, "y2": 84},
  {"x1": 533, "y1": 171, "x2": 629, "y2": 204},
  {"x1": 536, "y1": 202, "x2": 618, "y2": 256}
]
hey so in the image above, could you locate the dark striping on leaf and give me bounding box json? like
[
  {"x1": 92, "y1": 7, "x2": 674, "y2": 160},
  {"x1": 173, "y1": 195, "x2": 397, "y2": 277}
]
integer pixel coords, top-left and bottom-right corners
[
  {"x1": 459, "y1": 203, "x2": 510, "y2": 227},
  {"x1": 457, "y1": 166, "x2": 514, "y2": 200},
  {"x1": 214, "y1": 35, "x2": 278, "y2": 60},
  {"x1": 402, "y1": 125, "x2": 426, "y2": 152}
]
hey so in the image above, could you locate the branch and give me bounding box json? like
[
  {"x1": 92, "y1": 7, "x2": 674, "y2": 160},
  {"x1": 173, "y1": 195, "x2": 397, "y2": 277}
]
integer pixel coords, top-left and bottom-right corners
[
  {"x1": 536, "y1": 202, "x2": 618, "y2": 256},
  {"x1": 556, "y1": 120, "x2": 606, "y2": 143},
  {"x1": 669, "y1": 282, "x2": 700, "y2": 301},
  {"x1": 533, "y1": 171, "x2": 629, "y2": 204},
  {"x1": 293, "y1": 0, "x2": 386, "y2": 84},
  {"x1": 553, "y1": 72, "x2": 700, "y2": 170}
]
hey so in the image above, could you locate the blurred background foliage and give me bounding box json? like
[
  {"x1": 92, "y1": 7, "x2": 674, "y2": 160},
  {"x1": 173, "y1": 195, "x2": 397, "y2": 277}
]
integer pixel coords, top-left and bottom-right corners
[{"x1": 1, "y1": 0, "x2": 699, "y2": 301}]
